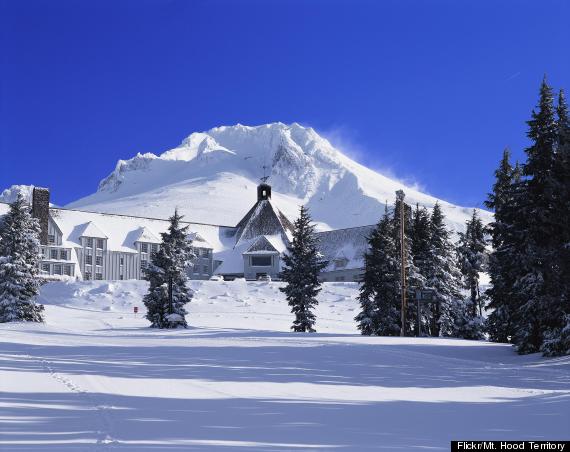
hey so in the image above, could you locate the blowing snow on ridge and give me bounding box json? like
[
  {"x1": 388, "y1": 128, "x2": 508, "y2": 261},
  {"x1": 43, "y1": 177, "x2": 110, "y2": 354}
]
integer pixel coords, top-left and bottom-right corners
[{"x1": 67, "y1": 123, "x2": 490, "y2": 230}]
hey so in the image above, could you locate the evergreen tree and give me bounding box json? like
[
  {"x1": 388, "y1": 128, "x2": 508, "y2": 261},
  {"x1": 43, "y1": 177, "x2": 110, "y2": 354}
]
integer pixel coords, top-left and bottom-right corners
[
  {"x1": 410, "y1": 204, "x2": 433, "y2": 335},
  {"x1": 542, "y1": 89, "x2": 570, "y2": 356},
  {"x1": 280, "y1": 206, "x2": 327, "y2": 332},
  {"x1": 0, "y1": 195, "x2": 44, "y2": 323},
  {"x1": 456, "y1": 210, "x2": 487, "y2": 339},
  {"x1": 485, "y1": 149, "x2": 520, "y2": 342},
  {"x1": 355, "y1": 205, "x2": 400, "y2": 336},
  {"x1": 425, "y1": 203, "x2": 464, "y2": 337},
  {"x1": 142, "y1": 210, "x2": 195, "y2": 329},
  {"x1": 514, "y1": 76, "x2": 559, "y2": 354}
]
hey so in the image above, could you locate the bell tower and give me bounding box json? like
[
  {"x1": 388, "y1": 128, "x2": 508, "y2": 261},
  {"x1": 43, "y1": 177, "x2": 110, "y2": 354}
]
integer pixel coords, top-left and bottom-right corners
[{"x1": 257, "y1": 183, "x2": 271, "y2": 201}]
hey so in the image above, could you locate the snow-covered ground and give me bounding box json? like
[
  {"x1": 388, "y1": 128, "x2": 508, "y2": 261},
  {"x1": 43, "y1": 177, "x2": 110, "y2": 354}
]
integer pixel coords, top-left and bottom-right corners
[{"x1": 1, "y1": 280, "x2": 569, "y2": 451}]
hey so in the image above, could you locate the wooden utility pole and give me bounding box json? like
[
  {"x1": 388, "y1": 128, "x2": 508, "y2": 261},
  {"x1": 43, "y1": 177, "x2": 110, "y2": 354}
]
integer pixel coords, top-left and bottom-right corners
[{"x1": 396, "y1": 190, "x2": 406, "y2": 337}]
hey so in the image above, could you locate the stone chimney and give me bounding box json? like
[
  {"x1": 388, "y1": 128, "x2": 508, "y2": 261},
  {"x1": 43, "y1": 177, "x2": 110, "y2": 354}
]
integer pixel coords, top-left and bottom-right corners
[
  {"x1": 257, "y1": 183, "x2": 271, "y2": 201},
  {"x1": 32, "y1": 187, "x2": 50, "y2": 245}
]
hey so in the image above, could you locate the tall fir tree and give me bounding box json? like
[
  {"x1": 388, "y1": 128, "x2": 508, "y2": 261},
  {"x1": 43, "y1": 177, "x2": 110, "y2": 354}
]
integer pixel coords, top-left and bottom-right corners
[
  {"x1": 355, "y1": 205, "x2": 400, "y2": 336},
  {"x1": 542, "y1": 89, "x2": 570, "y2": 356},
  {"x1": 457, "y1": 210, "x2": 487, "y2": 316},
  {"x1": 514, "y1": 76, "x2": 559, "y2": 354},
  {"x1": 485, "y1": 149, "x2": 520, "y2": 342},
  {"x1": 410, "y1": 204, "x2": 433, "y2": 335},
  {"x1": 142, "y1": 210, "x2": 195, "y2": 329},
  {"x1": 456, "y1": 210, "x2": 487, "y2": 339},
  {"x1": 0, "y1": 195, "x2": 44, "y2": 323},
  {"x1": 425, "y1": 203, "x2": 464, "y2": 337},
  {"x1": 280, "y1": 206, "x2": 327, "y2": 333}
]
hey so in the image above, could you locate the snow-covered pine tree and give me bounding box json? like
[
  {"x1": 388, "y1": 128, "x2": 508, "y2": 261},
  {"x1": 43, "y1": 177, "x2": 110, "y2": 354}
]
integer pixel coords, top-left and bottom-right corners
[
  {"x1": 514, "y1": 77, "x2": 559, "y2": 354},
  {"x1": 142, "y1": 210, "x2": 195, "y2": 329},
  {"x1": 280, "y1": 206, "x2": 327, "y2": 332},
  {"x1": 424, "y1": 203, "x2": 464, "y2": 337},
  {"x1": 0, "y1": 195, "x2": 44, "y2": 323},
  {"x1": 410, "y1": 204, "x2": 433, "y2": 335},
  {"x1": 485, "y1": 149, "x2": 520, "y2": 342},
  {"x1": 456, "y1": 210, "x2": 487, "y2": 339},
  {"x1": 392, "y1": 197, "x2": 425, "y2": 336},
  {"x1": 355, "y1": 205, "x2": 400, "y2": 336},
  {"x1": 542, "y1": 89, "x2": 570, "y2": 356}
]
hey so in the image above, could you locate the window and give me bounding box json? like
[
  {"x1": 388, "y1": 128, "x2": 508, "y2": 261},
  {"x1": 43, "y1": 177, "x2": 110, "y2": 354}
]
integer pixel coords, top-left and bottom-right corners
[
  {"x1": 203, "y1": 265, "x2": 209, "y2": 275},
  {"x1": 95, "y1": 256, "x2": 102, "y2": 266},
  {"x1": 54, "y1": 265, "x2": 62, "y2": 275},
  {"x1": 251, "y1": 255, "x2": 272, "y2": 267},
  {"x1": 42, "y1": 263, "x2": 50, "y2": 273},
  {"x1": 85, "y1": 255, "x2": 92, "y2": 265},
  {"x1": 119, "y1": 275, "x2": 124, "y2": 280},
  {"x1": 141, "y1": 258, "x2": 148, "y2": 269},
  {"x1": 120, "y1": 257, "x2": 124, "y2": 265},
  {"x1": 85, "y1": 272, "x2": 91, "y2": 280},
  {"x1": 333, "y1": 258, "x2": 348, "y2": 270},
  {"x1": 96, "y1": 239, "x2": 104, "y2": 249},
  {"x1": 151, "y1": 243, "x2": 158, "y2": 253},
  {"x1": 86, "y1": 237, "x2": 93, "y2": 248},
  {"x1": 48, "y1": 234, "x2": 55, "y2": 244},
  {"x1": 64, "y1": 266, "x2": 71, "y2": 276},
  {"x1": 60, "y1": 250, "x2": 68, "y2": 260},
  {"x1": 334, "y1": 276, "x2": 345, "y2": 282},
  {"x1": 41, "y1": 247, "x2": 46, "y2": 257},
  {"x1": 140, "y1": 243, "x2": 148, "y2": 253},
  {"x1": 95, "y1": 273, "x2": 103, "y2": 280}
]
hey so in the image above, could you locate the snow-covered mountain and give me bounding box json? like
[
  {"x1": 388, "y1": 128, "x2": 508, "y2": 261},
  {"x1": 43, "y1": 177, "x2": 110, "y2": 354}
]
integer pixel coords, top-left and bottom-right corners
[{"x1": 67, "y1": 123, "x2": 491, "y2": 230}]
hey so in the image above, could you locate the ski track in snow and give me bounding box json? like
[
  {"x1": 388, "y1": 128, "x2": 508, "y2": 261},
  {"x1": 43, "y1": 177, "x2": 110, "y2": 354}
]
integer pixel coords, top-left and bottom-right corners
[{"x1": 2, "y1": 280, "x2": 570, "y2": 451}]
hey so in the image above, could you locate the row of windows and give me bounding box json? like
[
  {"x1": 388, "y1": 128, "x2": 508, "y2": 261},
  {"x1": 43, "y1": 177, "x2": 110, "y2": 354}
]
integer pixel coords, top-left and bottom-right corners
[
  {"x1": 85, "y1": 255, "x2": 103, "y2": 266},
  {"x1": 140, "y1": 243, "x2": 159, "y2": 253},
  {"x1": 85, "y1": 238, "x2": 105, "y2": 249},
  {"x1": 190, "y1": 265, "x2": 210, "y2": 275},
  {"x1": 193, "y1": 248, "x2": 211, "y2": 257},
  {"x1": 42, "y1": 248, "x2": 69, "y2": 260},
  {"x1": 84, "y1": 272, "x2": 103, "y2": 280},
  {"x1": 41, "y1": 263, "x2": 73, "y2": 276}
]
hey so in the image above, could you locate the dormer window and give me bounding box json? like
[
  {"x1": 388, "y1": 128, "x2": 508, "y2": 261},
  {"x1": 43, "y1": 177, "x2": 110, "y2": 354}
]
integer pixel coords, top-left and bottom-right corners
[
  {"x1": 96, "y1": 239, "x2": 104, "y2": 249},
  {"x1": 140, "y1": 243, "x2": 148, "y2": 253},
  {"x1": 48, "y1": 234, "x2": 55, "y2": 244},
  {"x1": 334, "y1": 258, "x2": 348, "y2": 270},
  {"x1": 86, "y1": 238, "x2": 93, "y2": 248}
]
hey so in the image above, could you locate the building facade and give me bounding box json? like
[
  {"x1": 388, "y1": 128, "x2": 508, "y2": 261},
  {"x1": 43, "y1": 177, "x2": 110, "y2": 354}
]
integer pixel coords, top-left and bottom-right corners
[{"x1": 0, "y1": 184, "x2": 372, "y2": 282}]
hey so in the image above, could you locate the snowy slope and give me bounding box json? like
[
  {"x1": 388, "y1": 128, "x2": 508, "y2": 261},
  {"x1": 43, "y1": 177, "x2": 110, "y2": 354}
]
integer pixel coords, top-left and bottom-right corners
[
  {"x1": 2, "y1": 280, "x2": 569, "y2": 451},
  {"x1": 67, "y1": 123, "x2": 492, "y2": 230}
]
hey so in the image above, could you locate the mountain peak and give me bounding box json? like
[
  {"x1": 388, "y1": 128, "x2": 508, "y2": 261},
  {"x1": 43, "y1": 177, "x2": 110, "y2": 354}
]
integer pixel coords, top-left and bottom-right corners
[{"x1": 66, "y1": 122, "x2": 491, "y2": 231}]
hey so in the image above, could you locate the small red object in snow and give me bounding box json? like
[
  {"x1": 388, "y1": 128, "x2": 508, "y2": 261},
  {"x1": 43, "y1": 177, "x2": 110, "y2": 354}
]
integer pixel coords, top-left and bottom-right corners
[{"x1": 134, "y1": 306, "x2": 139, "y2": 314}]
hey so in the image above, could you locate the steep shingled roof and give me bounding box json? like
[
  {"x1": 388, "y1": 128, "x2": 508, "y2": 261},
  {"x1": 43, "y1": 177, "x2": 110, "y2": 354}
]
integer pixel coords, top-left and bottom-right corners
[
  {"x1": 234, "y1": 199, "x2": 294, "y2": 247},
  {"x1": 316, "y1": 224, "x2": 375, "y2": 271}
]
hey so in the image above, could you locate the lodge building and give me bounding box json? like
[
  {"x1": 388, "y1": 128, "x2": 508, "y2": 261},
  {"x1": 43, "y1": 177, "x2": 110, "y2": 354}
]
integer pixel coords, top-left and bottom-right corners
[{"x1": 0, "y1": 184, "x2": 373, "y2": 282}]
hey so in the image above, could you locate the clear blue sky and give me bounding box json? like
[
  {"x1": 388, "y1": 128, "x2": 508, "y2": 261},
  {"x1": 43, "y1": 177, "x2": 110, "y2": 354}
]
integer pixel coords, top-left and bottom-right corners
[{"x1": 1, "y1": 0, "x2": 569, "y2": 207}]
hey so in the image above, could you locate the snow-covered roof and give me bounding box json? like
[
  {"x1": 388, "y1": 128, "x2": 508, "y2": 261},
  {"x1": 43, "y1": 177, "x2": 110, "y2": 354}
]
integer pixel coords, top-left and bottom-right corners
[
  {"x1": 235, "y1": 199, "x2": 294, "y2": 246},
  {"x1": 316, "y1": 225, "x2": 374, "y2": 271},
  {"x1": 243, "y1": 236, "x2": 280, "y2": 255},
  {"x1": 48, "y1": 208, "x2": 227, "y2": 254},
  {"x1": 77, "y1": 221, "x2": 108, "y2": 239},
  {"x1": 132, "y1": 226, "x2": 161, "y2": 244}
]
